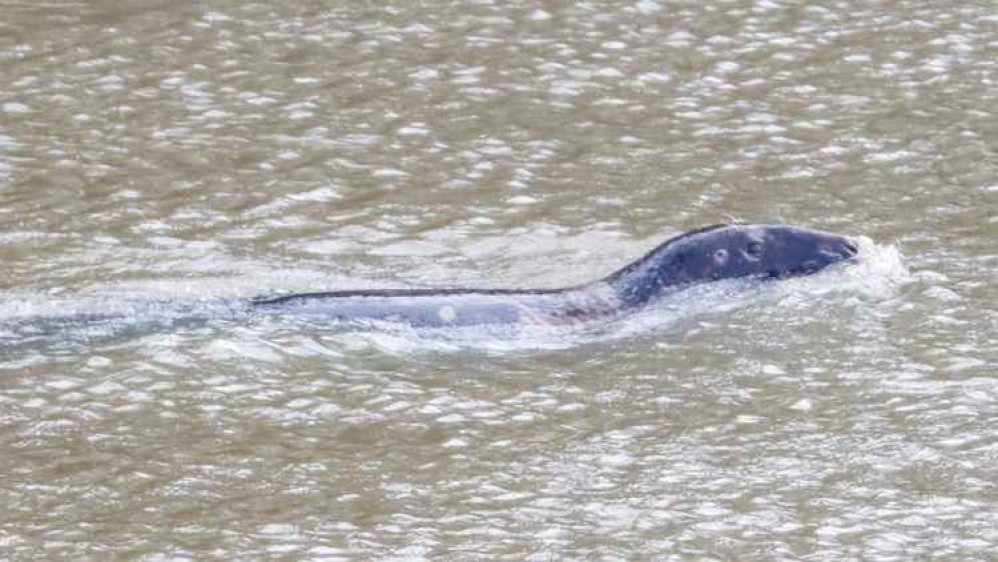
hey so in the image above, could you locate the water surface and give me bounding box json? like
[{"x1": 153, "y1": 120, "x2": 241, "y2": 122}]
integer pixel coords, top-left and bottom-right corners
[{"x1": 1, "y1": 1, "x2": 996, "y2": 559}]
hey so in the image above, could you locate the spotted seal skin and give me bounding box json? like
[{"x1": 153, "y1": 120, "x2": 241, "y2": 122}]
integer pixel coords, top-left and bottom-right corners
[{"x1": 250, "y1": 224, "x2": 859, "y2": 327}]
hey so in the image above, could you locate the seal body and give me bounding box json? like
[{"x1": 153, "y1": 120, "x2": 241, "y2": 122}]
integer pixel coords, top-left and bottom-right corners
[
  {"x1": 251, "y1": 224, "x2": 858, "y2": 327},
  {"x1": 251, "y1": 286, "x2": 622, "y2": 327}
]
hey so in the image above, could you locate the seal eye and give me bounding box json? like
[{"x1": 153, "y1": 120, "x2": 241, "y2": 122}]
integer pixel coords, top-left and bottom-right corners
[
  {"x1": 745, "y1": 242, "x2": 763, "y2": 257},
  {"x1": 713, "y1": 248, "x2": 729, "y2": 266}
]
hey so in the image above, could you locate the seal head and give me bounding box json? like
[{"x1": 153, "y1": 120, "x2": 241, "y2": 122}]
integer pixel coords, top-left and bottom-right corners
[{"x1": 607, "y1": 224, "x2": 858, "y2": 308}]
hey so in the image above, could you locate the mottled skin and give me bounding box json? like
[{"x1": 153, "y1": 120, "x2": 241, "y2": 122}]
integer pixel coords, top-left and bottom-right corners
[{"x1": 250, "y1": 224, "x2": 858, "y2": 327}]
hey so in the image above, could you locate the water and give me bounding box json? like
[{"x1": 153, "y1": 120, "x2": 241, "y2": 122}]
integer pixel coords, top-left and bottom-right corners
[{"x1": 1, "y1": 1, "x2": 996, "y2": 559}]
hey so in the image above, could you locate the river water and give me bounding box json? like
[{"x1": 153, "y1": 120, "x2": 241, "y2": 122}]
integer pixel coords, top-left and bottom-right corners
[{"x1": 1, "y1": 1, "x2": 996, "y2": 559}]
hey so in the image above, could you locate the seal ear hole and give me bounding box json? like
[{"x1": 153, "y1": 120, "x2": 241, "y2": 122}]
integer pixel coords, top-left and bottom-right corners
[
  {"x1": 745, "y1": 241, "x2": 763, "y2": 258},
  {"x1": 713, "y1": 248, "x2": 729, "y2": 265}
]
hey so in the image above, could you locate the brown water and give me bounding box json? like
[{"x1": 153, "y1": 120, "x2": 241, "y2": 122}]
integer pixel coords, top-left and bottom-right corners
[{"x1": 1, "y1": 1, "x2": 996, "y2": 559}]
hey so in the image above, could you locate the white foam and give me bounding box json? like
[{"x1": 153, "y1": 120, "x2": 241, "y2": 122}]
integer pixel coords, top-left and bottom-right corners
[{"x1": 771, "y1": 237, "x2": 911, "y2": 301}]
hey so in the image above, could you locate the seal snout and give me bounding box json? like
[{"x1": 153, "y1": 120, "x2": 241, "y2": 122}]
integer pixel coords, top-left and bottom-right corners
[
  {"x1": 819, "y1": 237, "x2": 859, "y2": 262},
  {"x1": 840, "y1": 239, "x2": 859, "y2": 258}
]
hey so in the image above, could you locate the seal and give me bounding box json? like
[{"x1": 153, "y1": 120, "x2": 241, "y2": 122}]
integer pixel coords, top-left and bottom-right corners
[{"x1": 250, "y1": 224, "x2": 859, "y2": 327}]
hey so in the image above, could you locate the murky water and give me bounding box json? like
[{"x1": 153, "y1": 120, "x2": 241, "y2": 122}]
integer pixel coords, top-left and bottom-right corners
[{"x1": 1, "y1": 0, "x2": 996, "y2": 559}]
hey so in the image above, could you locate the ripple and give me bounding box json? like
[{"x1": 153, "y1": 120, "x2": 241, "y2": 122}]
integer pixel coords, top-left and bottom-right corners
[{"x1": 0, "y1": 0, "x2": 995, "y2": 558}]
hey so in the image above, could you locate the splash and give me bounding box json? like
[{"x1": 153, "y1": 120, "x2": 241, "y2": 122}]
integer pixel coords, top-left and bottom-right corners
[{"x1": 768, "y1": 236, "x2": 911, "y2": 301}]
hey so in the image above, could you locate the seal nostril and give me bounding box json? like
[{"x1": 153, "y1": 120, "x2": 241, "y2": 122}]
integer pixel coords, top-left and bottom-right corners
[{"x1": 841, "y1": 240, "x2": 859, "y2": 257}]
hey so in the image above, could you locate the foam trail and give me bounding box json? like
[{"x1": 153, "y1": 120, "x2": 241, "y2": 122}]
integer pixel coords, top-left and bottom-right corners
[{"x1": 0, "y1": 296, "x2": 251, "y2": 352}]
